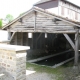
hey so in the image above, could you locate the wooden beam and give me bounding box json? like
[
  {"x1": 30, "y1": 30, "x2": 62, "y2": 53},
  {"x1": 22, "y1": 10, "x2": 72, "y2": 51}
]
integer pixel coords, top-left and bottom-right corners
[
  {"x1": 9, "y1": 32, "x2": 16, "y2": 43},
  {"x1": 9, "y1": 29, "x2": 76, "y2": 33},
  {"x1": 63, "y1": 34, "x2": 75, "y2": 50},
  {"x1": 26, "y1": 33, "x2": 28, "y2": 46},
  {"x1": 37, "y1": 33, "x2": 42, "y2": 41},
  {"x1": 34, "y1": 11, "x2": 36, "y2": 31},
  {"x1": 36, "y1": 33, "x2": 42, "y2": 49},
  {"x1": 74, "y1": 29, "x2": 79, "y2": 66},
  {"x1": 15, "y1": 32, "x2": 17, "y2": 45},
  {"x1": 52, "y1": 57, "x2": 74, "y2": 68},
  {"x1": 8, "y1": 32, "x2": 11, "y2": 40},
  {"x1": 21, "y1": 32, "x2": 23, "y2": 45},
  {"x1": 31, "y1": 33, "x2": 33, "y2": 49}
]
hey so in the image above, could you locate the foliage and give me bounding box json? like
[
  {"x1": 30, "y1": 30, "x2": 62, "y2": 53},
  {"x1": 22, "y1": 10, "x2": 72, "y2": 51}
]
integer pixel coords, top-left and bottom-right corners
[
  {"x1": 5, "y1": 14, "x2": 14, "y2": 23},
  {"x1": 0, "y1": 19, "x2": 2, "y2": 28}
]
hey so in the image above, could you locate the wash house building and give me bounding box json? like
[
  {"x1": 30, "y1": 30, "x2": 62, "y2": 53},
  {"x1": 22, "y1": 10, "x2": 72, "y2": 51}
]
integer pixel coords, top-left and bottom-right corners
[{"x1": 2, "y1": 0, "x2": 80, "y2": 65}]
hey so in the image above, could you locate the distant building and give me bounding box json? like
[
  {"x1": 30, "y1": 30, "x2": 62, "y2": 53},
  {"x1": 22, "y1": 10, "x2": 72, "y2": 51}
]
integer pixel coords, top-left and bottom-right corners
[{"x1": 34, "y1": 0, "x2": 80, "y2": 22}]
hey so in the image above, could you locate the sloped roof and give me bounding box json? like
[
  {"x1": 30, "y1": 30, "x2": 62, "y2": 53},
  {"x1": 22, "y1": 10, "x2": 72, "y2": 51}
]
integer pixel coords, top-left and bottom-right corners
[
  {"x1": 2, "y1": 7, "x2": 80, "y2": 30},
  {"x1": 35, "y1": 0, "x2": 51, "y2": 5},
  {"x1": 34, "y1": 0, "x2": 51, "y2": 5},
  {"x1": 34, "y1": 0, "x2": 80, "y2": 9}
]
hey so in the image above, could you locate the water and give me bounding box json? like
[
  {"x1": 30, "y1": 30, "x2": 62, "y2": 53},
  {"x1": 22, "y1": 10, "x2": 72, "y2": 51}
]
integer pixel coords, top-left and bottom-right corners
[{"x1": 35, "y1": 52, "x2": 74, "y2": 66}]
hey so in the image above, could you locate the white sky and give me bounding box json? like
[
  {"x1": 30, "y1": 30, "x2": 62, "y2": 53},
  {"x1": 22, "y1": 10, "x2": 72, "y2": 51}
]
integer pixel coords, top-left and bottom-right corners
[
  {"x1": 0, "y1": 0, "x2": 79, "y2": 19},
  {"x1": 0, "y1": 0, "x2": 39, "y2": 19}
]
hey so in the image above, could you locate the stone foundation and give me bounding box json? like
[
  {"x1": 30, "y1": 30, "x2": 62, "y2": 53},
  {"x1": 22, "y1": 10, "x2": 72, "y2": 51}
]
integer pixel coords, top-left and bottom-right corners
[{"x1": 0, "y1": 44, "x2": 30, "y2": 80}]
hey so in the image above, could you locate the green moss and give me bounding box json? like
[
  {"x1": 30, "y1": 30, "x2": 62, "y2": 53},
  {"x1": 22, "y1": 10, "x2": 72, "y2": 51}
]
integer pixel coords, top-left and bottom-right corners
[{"x1": 26, "y1": 62, "x2": 58, "y2": 73}]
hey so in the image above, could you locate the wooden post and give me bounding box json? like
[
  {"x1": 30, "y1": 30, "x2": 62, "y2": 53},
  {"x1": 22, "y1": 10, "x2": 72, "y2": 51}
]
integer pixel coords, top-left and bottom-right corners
[
  {"x1": 8, "y1": 32, "x2": 11, "y2": 40},
  {"x1": 74, "y1": 29, "x2": 79, "y2": 66},
  {"x1": 21, "y1": 32, "x2": 23, "y2": 45},
  {"x1": 15, "y1": 32, "x2": 17, "y2": 45},
  {"x1": 31, "y1": 33, "x2": 33, "y2": 49},
  {"x1": 9, "y1": 32, "x2": 16, "y2": 43},
  {"x1": 36, "y1": 33, "x2": 42, "y2": 49},
  {"x1": 63, "y1": 34, "x2": 75, "y2": 50},
  {"x1": 34, "y1": 11, "x2": 36, "y2": 31}
]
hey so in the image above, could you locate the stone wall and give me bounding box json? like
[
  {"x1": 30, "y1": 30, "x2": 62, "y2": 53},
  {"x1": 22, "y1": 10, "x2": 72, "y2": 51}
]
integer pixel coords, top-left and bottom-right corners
[{"x1": 0, "y1": 44, "x2": 30, "y2": 80}]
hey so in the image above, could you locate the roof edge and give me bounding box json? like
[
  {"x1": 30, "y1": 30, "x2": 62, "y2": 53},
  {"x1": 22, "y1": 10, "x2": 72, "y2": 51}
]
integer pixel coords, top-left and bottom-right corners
[
  {"x1": 2, "y1": 6, "x2": 80, "y2": 30},
  {"x1": 2, "y1": 7, "x2": 35, "y2": 30}
]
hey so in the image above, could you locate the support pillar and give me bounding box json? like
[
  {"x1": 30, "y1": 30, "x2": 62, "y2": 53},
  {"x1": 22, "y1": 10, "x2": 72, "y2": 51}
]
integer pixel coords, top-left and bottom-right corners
[
  {"x1": 74, "y1": 29, "x2": 79, "y2": 66},
  {"x1": 63, "y1": 34, "x2": 75, "y2": 50},
  {"x1": 8, "y1": 31, "x2": 11, "y2": 40}
]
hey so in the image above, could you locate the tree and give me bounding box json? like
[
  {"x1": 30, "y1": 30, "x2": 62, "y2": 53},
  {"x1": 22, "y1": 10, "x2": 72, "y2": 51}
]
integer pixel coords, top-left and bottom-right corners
[
  {"x1": 0, "y1": 19, "x2": 2, "y2": 28},
  {"x1": 5, "y1": 14, "x2": 14, "y2": 23}
]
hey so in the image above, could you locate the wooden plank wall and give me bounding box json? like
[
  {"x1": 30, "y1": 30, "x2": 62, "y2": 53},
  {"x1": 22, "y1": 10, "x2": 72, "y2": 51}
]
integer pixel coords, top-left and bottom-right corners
[
  {"x1": 32, "y1": 33, "x2": 45, "y2": 49},
  {"x1": 10, "y1": 32, "x2": 74, "y2": 60},
  {"x1": 10, "y1": 12, "x2": 35, "y2": 31},
  {"x1": 8, "y1": 11, "x2": 75, "y2": 33},
  {"x1": 11, "y1": 32, "x2": 28, "y2": 46},
  {"x1": 36, "y1": 12, "x2": 73, "y2": 30},
  {"x1": 17, "y1": 32, "x2": 22, "y2": 45},
  {"x1": 23, "y1": 32, "x2": 28, "y2": 46}
]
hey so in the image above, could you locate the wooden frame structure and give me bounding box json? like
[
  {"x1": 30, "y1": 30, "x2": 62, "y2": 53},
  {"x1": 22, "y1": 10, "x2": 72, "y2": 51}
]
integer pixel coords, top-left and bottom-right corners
[{"x1": 3, "y1": 7, "x2": 80, "y2": 66}]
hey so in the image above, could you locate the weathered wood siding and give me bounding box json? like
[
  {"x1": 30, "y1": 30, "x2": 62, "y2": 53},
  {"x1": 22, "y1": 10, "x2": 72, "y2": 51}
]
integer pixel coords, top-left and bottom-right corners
[
  {"x1": 17, "y1": 32, "x2": 22, "y2": 45},
  {"x1": 8, "y1": 11, "x2": 75, "y2": 33},
  {"x1": 33, "y1": 33, "x2": 45, "y2": 49},
  {"x1": 11, "y1": 32, "x2": 28, "y2": 46},
  {"x1": 10, "y1": 12, "x2": 35, "y2": 31},
  {"x1": 36, "y1": 12, "x2": 74, "y2": 31},
  {"x1": 10, "y1": 31, "x2": 72, "y2": 59},
  {"x1": 23, "y1": 32, "x2": 28, "y2": 46}
]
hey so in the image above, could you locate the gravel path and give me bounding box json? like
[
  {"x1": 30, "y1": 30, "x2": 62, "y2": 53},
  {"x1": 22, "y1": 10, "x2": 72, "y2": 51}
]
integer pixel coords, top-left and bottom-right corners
[{"x1": 26, "y1": 72, "x2": 56, "y2": 80}]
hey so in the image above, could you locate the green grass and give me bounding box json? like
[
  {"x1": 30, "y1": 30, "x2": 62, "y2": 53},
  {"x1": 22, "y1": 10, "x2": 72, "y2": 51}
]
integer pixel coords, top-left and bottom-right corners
[
  {"x1": 26, "y1": 60, "x2": 74, "y2": 73},
  {"x1": 26, "y1": 61, "x2": 74, "y2": 80},
  {"x1": 26, "y1": 62, "x2": 62, "y2": 74}
]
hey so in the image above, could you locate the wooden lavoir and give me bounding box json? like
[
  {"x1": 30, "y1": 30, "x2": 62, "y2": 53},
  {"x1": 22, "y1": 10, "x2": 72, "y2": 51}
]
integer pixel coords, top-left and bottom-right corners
[{"x1": 3, "y1": 6, "x2": 80, "y2": 66}]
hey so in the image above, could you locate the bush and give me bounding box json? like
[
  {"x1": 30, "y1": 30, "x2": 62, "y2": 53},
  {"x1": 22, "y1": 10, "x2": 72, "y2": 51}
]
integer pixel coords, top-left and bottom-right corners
[{"x1": 0, "y1": 19, "x2": 2, "y2": 28}]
